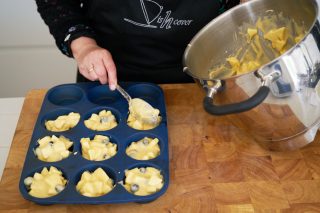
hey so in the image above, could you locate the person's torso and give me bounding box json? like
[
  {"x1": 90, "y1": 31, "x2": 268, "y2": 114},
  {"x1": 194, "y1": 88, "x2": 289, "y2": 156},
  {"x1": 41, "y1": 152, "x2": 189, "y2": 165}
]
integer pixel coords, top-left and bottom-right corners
[{"x1": 82, "y1": 0, "x2": 222, "y2": 83}]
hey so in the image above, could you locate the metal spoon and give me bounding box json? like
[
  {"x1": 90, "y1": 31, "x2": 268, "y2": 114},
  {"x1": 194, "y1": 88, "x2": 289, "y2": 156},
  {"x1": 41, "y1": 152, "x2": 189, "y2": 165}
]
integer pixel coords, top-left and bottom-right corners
[{"x1": 116, "y1": 84, "x2": 131, "y2": 103}]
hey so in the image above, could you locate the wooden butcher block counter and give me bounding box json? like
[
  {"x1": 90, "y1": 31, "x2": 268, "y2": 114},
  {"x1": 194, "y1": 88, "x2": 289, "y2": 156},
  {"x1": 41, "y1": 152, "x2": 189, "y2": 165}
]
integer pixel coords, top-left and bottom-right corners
[{"x1": 1, "y1": 83, "x2": 320, "y2": 212}]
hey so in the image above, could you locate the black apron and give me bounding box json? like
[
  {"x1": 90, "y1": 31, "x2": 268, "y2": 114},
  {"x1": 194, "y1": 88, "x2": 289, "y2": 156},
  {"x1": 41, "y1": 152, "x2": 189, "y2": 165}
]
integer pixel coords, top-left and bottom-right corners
[{"x1": 78, "y1": 0, "x2": 222, "y2": 83}]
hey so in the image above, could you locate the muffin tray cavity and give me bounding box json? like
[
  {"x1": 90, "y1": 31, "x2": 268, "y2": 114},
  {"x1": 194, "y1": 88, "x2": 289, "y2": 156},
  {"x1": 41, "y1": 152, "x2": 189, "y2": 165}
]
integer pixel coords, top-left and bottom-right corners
[{"x1": 19, "y1": 82, "x2": 169, "y2": 204}]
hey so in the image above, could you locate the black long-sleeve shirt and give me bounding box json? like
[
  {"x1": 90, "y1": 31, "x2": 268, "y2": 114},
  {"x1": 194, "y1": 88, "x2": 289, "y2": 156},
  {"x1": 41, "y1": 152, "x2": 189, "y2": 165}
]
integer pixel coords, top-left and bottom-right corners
[
  {"x1": 35, "y1": 0, "x2": 239, "y2": 83},
  {"x1": 35, "y1": 0, "x2": 96, "y2": 57}
]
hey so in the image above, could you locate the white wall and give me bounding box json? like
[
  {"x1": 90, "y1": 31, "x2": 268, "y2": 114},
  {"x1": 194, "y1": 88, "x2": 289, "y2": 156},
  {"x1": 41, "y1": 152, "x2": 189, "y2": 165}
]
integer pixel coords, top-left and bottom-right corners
[{"x1": 0, "y1": 0, "x2": 76, "y2": 98}]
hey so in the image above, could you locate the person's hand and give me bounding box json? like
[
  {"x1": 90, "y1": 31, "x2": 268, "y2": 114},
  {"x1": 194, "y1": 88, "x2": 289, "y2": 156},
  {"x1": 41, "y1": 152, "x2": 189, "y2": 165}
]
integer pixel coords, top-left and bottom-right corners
[{"x1": 71, "y1": 37, "x2": 117, "y2": 90}]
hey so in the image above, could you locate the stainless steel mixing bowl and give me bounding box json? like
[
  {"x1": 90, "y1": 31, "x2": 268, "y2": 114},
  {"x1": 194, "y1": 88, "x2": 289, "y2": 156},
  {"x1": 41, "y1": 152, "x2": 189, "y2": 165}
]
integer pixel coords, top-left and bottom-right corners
[{"x1": 183, "y1": 0, "x2": 320, "y2": 151}]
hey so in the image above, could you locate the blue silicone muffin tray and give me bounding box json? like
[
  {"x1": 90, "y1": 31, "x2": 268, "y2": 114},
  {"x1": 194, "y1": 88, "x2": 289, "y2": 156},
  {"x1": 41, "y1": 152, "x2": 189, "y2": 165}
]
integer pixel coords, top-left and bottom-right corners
[{"x1": 19, "y1": 82, "x2": 169, "y2": 205}]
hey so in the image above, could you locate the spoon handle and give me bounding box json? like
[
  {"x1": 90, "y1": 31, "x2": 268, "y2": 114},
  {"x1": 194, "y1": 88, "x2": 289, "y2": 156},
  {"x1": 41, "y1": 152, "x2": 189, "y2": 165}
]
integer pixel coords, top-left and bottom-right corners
[{"x1": 116, "y1": 84, "x2": 132, "y2": 103}]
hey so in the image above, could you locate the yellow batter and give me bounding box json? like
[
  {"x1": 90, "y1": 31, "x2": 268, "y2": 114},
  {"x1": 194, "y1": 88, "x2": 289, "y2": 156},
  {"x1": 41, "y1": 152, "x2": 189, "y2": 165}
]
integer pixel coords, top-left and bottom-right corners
[
  {"x1": 126, "y1": 137, "x2": 160, "y2": 160},
  {"x1": 76, "y1": 167, "x2": 114, "y2": 197},
  {"x1": 123, "y1": 167, "x2": 164, "y2": 196},
  {"x1": 209, "y1": 13, "x2": 306, "y2": 78},
  {"x1": 80, "y1": 135, "x2": 117, "y2": 161},
  {"x1": 24, "y1": 166, "x2": 67, "y2": 198},
  {"x1": 264, "y1": 27, "x2": 289, "y2": 54},
  {"x1": 226, "y1": 57, "x2": 261, "y2": 76},
  {"x1": 247, "y1": 28, "x2": 258, "y2": 41},
  {"x1": 45, "y1": 112, "x2": 80, "y2": 132},
  {"x1": 127, "y1": 98, "x2": 161, "y2": 130},
  {"x1": 84, "y1": 110, "x2": 117, "y2": 131},
  {"x1": 34, "y1": 135, "x2": 73, "y2": 162}
]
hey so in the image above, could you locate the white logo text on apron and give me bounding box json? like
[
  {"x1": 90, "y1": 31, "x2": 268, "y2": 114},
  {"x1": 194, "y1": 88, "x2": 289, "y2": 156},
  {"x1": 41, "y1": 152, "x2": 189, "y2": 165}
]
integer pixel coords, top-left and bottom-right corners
[{"x1": 124, "y1": 0, "x2": 193, "y2": 29}]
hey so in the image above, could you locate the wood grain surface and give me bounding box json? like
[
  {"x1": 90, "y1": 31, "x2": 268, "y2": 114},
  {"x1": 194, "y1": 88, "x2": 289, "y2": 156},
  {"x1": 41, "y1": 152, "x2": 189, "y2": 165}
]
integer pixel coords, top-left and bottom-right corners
[{"x1": 0, "y1": 83, "x2": 320, "y2": 213}]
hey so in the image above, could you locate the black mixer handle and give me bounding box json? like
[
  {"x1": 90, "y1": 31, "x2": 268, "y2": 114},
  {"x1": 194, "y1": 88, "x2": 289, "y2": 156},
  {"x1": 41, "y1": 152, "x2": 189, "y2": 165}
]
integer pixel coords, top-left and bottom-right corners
[
  {"x1": 203, "y1": 86, "x2": 270, "y2": 115},
  {"x1": 203, "y1": 70, "x2": 281, "y2": 116}
]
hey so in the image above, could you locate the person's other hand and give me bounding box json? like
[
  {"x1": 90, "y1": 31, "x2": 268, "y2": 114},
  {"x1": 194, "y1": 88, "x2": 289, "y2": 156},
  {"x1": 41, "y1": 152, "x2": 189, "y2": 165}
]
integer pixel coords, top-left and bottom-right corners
[{"x1": 71, "y1": 37, "x2": 117, "y2": 90}]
